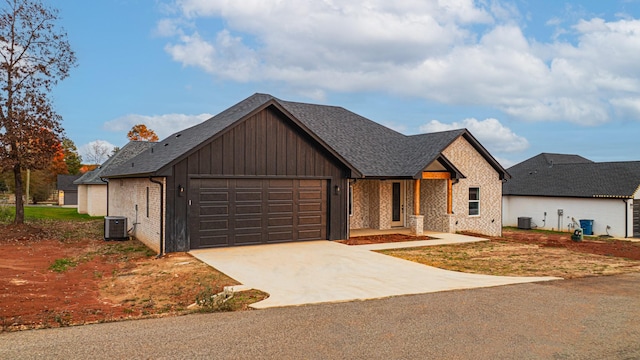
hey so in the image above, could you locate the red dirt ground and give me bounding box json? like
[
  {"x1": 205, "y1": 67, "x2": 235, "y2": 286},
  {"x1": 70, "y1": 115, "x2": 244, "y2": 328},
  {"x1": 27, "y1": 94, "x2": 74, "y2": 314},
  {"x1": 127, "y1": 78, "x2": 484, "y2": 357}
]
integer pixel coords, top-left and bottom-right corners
[
  {"x1": 337, "y1": 233, "x2": 435, "y2": 245},
  {"x1": 1, "y1": 236, "x2": 127, "y2": 329},
  {"x1": 478, "y1": 229, "x2": 640, "y2": 261}
]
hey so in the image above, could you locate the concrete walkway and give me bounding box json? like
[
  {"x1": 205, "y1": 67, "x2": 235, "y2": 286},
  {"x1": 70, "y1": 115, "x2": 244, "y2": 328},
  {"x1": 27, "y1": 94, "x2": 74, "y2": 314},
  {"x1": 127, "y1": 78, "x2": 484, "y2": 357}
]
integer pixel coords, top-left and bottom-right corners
[{"x1": 191, "y1": 234, "x2": 559, "y2": 309}]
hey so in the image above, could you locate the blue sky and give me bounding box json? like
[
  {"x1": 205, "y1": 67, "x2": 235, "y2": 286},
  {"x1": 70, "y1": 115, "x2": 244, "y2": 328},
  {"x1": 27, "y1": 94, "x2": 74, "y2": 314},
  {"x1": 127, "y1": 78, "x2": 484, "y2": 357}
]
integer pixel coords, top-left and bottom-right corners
[{"x1": 48, "y1": 0, "x2": 640, "y2": 167}]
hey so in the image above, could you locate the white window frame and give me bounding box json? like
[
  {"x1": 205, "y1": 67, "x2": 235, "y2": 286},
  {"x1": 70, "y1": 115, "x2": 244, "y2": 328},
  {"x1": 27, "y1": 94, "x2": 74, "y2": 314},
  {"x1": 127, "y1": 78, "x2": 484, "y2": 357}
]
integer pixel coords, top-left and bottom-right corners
[{"x1": 468, "y1": 187, "x2": 480, "y2": 216}]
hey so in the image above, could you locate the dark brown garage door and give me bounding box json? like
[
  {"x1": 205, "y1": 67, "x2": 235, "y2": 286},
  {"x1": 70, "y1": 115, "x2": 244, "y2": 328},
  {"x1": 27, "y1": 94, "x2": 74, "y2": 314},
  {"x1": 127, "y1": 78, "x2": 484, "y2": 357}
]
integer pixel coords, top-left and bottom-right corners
[
  {"x1": 189, "y1": 178, "x2": 327, "y2": 248},
  {"x1": 634, "y1": 202, "x2": 640, "y2": 238}
]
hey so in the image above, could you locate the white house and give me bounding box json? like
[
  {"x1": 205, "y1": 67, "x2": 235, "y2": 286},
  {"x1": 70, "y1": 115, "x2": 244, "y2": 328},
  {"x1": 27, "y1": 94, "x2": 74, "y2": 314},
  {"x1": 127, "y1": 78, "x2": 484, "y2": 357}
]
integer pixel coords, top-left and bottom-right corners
[
  {"x1": 503, "y1": 153, "x2": 640, "y2": 238},
  {"x1": 74, "y1": 141, "x2": 153, "y2": 216}
]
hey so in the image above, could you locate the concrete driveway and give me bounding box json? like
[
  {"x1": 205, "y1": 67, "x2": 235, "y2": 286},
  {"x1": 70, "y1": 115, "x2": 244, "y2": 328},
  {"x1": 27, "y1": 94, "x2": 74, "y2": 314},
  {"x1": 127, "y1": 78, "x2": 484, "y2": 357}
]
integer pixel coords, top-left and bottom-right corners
[{"x1": 191, "y1": 237, "x2": 559, "y2": 309}]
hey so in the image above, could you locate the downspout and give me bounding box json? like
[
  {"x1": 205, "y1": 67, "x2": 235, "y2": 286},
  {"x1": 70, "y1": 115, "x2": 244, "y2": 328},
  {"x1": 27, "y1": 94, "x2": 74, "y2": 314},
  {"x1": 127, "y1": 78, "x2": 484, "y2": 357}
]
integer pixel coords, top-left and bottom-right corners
[
  {"x1": 100, "y1": 177, "x2": 109, "y2": 216},
  {"x1": 150, "y1": 177, "x2": 164, "y2": 258}
]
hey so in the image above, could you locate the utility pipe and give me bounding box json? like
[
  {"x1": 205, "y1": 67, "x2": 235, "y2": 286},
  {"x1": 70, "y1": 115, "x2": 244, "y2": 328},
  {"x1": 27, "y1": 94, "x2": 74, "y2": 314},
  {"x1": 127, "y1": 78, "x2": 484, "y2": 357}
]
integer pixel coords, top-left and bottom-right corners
[{"x1": 149, "y1": 177, "x2": 164, "y2": 258}]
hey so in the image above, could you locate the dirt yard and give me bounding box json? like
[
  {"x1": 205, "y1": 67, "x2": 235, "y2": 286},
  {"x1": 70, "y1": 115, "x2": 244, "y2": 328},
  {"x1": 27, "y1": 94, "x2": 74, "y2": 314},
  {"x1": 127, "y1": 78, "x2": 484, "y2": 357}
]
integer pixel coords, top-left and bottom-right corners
[
  {"x1": 377, "y1": 228, "x2": 640, "y2": 278},
  {"x1": 0, "y1": 220, "x2": 266, "y2": 332},
  {"x1": 4, "y1": 222, "x2": 640, "y2": 332}
]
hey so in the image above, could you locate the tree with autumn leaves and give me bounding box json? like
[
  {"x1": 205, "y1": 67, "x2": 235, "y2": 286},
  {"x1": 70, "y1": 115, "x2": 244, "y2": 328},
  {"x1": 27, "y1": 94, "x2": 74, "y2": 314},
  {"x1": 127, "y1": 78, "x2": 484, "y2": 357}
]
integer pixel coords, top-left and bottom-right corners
[
  {"x1": 128, "y1": 124, "x2": 159, "y2": 142},
  {"x1": 0, "y1": 0, "x2": 77, "y2": 223}
]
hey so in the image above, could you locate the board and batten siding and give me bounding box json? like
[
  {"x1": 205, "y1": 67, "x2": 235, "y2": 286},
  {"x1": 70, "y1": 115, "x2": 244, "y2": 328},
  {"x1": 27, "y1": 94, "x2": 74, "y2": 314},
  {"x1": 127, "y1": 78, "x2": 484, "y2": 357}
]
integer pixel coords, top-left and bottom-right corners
[{"x1": 165, "y1": 106, "x2": 350, "y2": 252}]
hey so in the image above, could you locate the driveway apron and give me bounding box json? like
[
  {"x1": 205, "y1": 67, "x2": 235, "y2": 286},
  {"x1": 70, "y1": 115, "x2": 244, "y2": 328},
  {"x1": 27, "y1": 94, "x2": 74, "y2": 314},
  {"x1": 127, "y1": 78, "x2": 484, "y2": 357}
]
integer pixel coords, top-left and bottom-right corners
[{"x1": 190, "y1": 240, "x2": 559, "y2": 309}]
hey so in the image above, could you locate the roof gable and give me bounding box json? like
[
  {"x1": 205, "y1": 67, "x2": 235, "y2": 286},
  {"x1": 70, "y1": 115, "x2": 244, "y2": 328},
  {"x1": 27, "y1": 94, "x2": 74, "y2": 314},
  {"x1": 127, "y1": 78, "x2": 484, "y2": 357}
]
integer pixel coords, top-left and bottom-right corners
[
  {"x1": 77, "y1": 141, "x2": 154, "y2": 184},
  {"x1": 103, "y1": 93, "x2": 508, "y2": 180}
]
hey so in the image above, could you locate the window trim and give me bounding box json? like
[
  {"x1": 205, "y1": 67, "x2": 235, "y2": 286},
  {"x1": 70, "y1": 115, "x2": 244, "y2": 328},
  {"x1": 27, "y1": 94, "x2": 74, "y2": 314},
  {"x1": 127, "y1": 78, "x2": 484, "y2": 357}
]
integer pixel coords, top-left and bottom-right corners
[{"x1": 468, "y1": 187, "x2": 480, "y2": 216}]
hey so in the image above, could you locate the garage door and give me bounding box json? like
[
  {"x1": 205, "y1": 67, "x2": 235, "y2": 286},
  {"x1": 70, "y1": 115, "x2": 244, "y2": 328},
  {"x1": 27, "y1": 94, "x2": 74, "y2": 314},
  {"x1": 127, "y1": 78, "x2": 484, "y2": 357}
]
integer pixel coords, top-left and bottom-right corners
[
  {"x1": 634, "y1": 202, "x2": 640, "y2": 238},
  {"x1": 189, "y1": 178, "x2": 327, "y2": 248}
]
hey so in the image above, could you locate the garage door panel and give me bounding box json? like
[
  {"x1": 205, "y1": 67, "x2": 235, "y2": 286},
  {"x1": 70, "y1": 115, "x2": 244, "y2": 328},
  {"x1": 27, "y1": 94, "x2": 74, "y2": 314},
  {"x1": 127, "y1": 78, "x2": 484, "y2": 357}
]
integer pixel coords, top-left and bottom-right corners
[
  {"x1": 199, "y1": 233, "x2": 229, "y2": 247},
  {"x1": 235, "y1": 217, "x2": 262, "y2": 229},
  {"x1": 236, "y1": 191, "x2": 262, "y2": 201},
  {"x1": 200, "y1": 205, "x2": 229, "y2": 216},
  {"x1": 200, "y1": 192, "x2": 229, "y2": 202},
  {"x1": 200, "y1": 219, "x2": 228, "y2": 230},
  {"x1": 269, "y1": 216, "x2": 293, "y2": 226},
  {"x1": 269, "y1": 191, "x2": 293, "y2": 200},
  {"x1": 298, "y1": 215, "x2": 322, "y2": 225},
  {"x1": 234, "y1": 233, "x2": 263, "y2": 245},
  {"x1": 269, "y1": 204, "x2": 293, "y2": 213},
  {"x1": 268, "y1": 231, "x2": 294, "y2": 242},
  {"x1": 191, "y1": 178, "x2": 327, "y2": 248},
  {"x1": 299, "y1": 191, "x2": 322, "y2": 200},
  {"x1": 236, "y1": 204, "x2": 262, "y2": 215},
  {"x1": 298, "y1": 229, "x2": 322, "y2": 240},
  {"x1": 299, "y1": 203, "x2": 322, "y2": 212}
]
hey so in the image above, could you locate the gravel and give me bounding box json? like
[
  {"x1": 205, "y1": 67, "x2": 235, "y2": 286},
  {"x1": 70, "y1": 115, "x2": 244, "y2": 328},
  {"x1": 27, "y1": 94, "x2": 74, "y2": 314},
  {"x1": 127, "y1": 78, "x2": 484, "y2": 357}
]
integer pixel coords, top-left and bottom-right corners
[{"x1": 2, "y1": 273, "x2": 639, "y2": 359}]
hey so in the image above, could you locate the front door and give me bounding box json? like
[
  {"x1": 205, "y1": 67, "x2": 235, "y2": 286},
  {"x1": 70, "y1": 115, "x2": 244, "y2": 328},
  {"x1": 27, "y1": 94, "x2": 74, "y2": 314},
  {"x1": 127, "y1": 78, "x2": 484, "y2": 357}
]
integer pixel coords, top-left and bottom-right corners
[{"x1": 391, "y1": 181, "x2": 405, "y2": 227}]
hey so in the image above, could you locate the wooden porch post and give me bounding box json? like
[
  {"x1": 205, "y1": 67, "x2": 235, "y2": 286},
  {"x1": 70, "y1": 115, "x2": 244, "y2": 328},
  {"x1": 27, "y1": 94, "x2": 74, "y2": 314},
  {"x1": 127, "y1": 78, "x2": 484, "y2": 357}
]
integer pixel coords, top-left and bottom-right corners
[
  {"x1": 447, "y1": 179, "x2": 453, "y2": 214},
  {"x1": 413, "y1": 179, "x2": 420, "y2": 216}
]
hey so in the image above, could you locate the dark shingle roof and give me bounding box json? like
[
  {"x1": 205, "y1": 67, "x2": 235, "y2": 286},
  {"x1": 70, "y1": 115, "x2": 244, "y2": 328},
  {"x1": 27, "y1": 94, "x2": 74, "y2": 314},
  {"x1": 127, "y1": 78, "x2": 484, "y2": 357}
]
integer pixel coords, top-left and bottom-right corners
[
  {"x1": 57, "y1": 175, "x2": 82, "y2": 191},
  {"x1": 75, "y1": 141, "x2": 154, "y2": 184},
  {"x1": 103, "y1": 93, "x2": 508, "y2": 179},
  {"x1": 504, "y1": 153, "x2": 640, "y2": 198}
]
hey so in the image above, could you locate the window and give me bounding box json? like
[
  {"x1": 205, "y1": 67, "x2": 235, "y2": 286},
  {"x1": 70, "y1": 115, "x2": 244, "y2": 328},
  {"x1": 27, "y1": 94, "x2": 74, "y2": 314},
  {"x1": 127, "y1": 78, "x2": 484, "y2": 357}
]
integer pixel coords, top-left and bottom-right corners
[{"x1": 468, "y1": 187, "x2": 480, "y2": 216}]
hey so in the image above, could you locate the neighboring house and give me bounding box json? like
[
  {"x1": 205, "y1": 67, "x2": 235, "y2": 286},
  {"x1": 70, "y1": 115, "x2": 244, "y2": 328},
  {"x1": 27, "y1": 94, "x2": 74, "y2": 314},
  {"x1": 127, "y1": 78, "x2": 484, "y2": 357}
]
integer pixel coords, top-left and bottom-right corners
[
  {"x1": 57, "y1": 174, "x2": 82, "y2": 206},
  {"x1": 102, "y1": 93, "x2": 509, "y2": 253},
  {"x1": 75, "y1": 141, "x2": 153, "y2": 216},
  {"x1": 503, "y1": 153, "x2": 640, "y2": 238}
]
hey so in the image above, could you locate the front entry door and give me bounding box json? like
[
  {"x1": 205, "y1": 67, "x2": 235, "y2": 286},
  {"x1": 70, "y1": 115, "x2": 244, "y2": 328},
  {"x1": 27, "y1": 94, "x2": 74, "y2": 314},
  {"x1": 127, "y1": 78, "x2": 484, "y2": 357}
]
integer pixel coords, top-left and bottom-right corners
[{"x1": 391, "y1": 181, "x2": 405, "y2": 227}]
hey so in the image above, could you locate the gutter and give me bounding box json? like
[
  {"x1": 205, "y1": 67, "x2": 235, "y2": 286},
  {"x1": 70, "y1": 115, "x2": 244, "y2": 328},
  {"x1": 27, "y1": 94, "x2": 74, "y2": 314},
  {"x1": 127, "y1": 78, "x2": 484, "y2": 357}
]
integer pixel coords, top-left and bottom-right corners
[{"x1": 149, "y1": 177, "x2": 164, "y2": 258}]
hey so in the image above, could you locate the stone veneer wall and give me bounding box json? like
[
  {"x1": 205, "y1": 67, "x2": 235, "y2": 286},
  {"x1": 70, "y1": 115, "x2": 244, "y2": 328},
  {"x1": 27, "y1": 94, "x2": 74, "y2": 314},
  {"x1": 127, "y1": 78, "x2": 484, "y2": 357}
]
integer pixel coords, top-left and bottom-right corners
[
  {"x1": 108, "y1": 178, "x2": 165, "y2": 253},
  {"x1": 442, "y1": 137, "x2": 502, "y2": 237},
  {"x1": 350, "y1": 180, "x2": 394, "y2": 230}
]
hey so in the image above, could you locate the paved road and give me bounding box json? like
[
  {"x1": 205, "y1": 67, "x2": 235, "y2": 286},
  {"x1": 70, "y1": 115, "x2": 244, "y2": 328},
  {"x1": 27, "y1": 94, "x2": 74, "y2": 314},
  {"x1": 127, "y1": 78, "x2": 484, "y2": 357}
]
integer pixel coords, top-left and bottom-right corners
[{"x1": 2, "y1": 274, "x2": 639, "y2": 359}]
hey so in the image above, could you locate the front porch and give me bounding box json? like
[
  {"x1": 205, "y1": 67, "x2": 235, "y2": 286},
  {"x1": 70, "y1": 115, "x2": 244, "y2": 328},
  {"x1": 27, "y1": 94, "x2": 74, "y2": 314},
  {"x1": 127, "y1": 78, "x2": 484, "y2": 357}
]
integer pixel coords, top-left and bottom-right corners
[{"x1": 349, "y1": 177, "x2": 455, "y2": 236}]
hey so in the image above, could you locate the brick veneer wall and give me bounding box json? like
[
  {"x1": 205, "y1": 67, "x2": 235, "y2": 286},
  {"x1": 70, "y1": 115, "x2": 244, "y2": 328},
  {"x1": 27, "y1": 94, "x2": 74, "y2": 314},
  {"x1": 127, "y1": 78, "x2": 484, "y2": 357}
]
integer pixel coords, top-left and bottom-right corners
[
  {"x1": 349, "y1": 137, "x2": 502, "y2": 237},
  {"x1": 108, "y1": 178, "x2": 165, "y2": 252},
  {"x1": 442, "y1": 137, "x2": 502, "y2": 237}
]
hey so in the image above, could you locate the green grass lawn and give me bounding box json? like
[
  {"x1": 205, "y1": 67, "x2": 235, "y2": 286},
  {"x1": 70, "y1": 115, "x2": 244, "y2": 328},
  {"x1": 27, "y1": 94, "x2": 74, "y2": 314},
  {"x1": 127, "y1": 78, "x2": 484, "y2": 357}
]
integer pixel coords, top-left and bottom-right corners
[{"x1": 0, "y1": 205, "x2": 103, "y2": 222}]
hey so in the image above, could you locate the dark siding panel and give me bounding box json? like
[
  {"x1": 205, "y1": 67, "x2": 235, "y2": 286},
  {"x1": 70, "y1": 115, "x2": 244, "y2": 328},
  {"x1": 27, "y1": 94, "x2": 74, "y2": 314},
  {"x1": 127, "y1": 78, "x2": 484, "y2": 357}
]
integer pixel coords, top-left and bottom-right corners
[
  {"x1": 211, "y1": 138, "x2": 223, "y2": 174},
  {"x1": 255, "y1": 112, "x2": 267, "y2": 175},
  {"x1": 222, "y1": 131, "x2": 234, "y2": 174},
  {"x1": 173, "y1": 106, "x2": 350, "y2": 249},
  {"x1": 199, "y1": 143, "x2": 211, "y2": 174},
  {"x1": 234, "y1": 122, "x2": 245, "y2": 175}
]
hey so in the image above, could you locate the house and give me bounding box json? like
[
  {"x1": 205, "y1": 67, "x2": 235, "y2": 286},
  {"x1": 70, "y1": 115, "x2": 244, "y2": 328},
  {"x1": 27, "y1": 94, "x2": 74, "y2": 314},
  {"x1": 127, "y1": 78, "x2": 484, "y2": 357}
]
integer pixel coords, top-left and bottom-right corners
[
  {"x1": 102, "y1": 94, "x2": 509, "y2": 253},
  {"x1": 56, "y1": 174, "x2": 82, "y2": 206},
  {"x1": 503, "y1": 153, "x2": 640, "y2": 238},
  {"x1": 74, "y1": 141, "x2": 153, "y2": 216}
]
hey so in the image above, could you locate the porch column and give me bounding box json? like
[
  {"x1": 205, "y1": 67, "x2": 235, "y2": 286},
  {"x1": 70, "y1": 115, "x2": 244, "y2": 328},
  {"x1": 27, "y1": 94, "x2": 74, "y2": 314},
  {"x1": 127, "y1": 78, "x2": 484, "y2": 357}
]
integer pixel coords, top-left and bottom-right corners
[
  {"x1": 447, "y1": 179, "x2": 453, "y2": 214},
  {"x1": 413, "y1": 179, "x2": 420, "y2": 215},
  {"x1": 409, "y1": 179, "x2": 424, "y2": 236}
]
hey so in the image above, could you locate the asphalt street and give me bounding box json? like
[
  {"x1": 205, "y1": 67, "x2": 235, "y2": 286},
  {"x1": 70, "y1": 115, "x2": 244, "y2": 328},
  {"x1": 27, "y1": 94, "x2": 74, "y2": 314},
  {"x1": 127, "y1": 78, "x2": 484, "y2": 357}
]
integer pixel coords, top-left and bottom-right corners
[{"x1": 1, "y1": 273, "x2": 639, "y2": 359}]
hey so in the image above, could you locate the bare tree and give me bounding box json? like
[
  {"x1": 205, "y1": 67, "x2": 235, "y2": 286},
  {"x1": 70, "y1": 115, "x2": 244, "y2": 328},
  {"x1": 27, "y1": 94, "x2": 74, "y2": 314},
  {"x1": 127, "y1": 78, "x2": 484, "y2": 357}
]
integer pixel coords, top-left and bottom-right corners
[
  {"x1": 0, "y1": 0, "x2": 77, "y2": 223},
  {"x1": 84, "y1": 140, "x2": 111, "y2": 165}
]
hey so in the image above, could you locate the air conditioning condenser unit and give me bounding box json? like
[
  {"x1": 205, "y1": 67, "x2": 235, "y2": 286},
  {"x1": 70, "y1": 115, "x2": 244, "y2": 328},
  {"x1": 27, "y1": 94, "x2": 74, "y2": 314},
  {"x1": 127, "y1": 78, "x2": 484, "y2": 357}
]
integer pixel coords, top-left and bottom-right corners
[{"x1": 104, "y1": 216, "x2": 128, "y2": 240}]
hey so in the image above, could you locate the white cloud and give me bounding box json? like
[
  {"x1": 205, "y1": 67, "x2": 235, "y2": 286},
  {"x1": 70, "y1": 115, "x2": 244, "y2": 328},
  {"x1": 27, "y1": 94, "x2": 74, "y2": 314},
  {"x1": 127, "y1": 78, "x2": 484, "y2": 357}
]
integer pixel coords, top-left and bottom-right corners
[
  {"x1": 158, "y1": 1, "x2": 640, "y2": 125},
  {"x1": 420, "y1": 118, "x2": 529, "y2": 153},
  {"x1": 103, "y1": 113, "x2": 213, "y2": 139}
]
